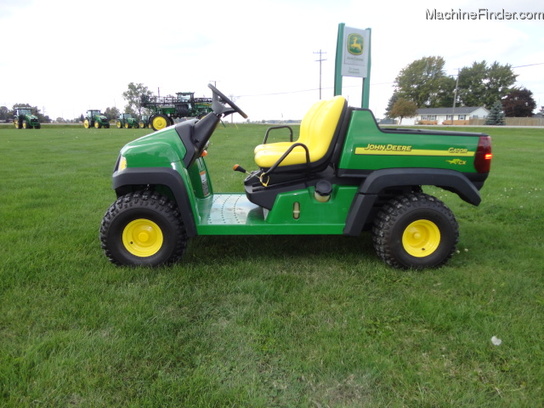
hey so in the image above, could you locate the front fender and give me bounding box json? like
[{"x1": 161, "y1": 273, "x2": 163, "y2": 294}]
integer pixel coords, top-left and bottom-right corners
[
  {"x1": 112, "y1": 167, "x2": 197, "y2": 237},
  {"x1": 343, "y1": 168, "x2": 481, "y2": 237}
]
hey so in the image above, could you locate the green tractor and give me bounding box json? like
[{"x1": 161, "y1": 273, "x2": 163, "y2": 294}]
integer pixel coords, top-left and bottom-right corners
[
  {"x1": 140, "y1": 91, "x2": 213, "y2": 131},
  {"x1": 116, "y1": 113, "x2": 139, "y2": 129},
  {"x1": 84, "y1": 110, "x2": 110, "y2": 129},
  {"x1": 100, "y1": 84, "x2": 492, "y2": 270},
  {"x1": 13, "y1": 107, "x2": 40, "y2": 129},
  {"x1": 138, "y1": 115, "x2": 151, "y2": 129}
]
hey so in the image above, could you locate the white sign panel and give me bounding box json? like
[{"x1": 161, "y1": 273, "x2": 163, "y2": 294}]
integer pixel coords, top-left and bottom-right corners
[{"x1": 341, "y1": 27, "x2": 370, "y2": 78}]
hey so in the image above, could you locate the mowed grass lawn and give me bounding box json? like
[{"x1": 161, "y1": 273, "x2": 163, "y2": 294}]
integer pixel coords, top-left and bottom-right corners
[{"x1": 0, "y1": 123, "x2": 543, "y2": 407}]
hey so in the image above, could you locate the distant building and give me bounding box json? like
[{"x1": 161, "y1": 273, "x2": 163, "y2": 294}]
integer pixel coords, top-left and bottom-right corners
[{"x1": 416, "y1": 107, "x2": 489, "y2": 125}]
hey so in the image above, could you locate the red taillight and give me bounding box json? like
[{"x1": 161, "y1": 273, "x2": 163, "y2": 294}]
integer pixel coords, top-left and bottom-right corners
[{"x1": 475, "y1": 136, "x2": 492, "y2": 173}]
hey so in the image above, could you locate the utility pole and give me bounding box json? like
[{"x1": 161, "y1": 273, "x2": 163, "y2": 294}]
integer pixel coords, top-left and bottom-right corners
[
  {"x1": 314, "y1": 49, "x2": 327, "y2": 99},
  {"x1": 452, "y1": 68, "x2": 459, "y2": 125}
]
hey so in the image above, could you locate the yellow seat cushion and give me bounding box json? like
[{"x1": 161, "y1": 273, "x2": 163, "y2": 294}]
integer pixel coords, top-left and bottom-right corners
[
  {"x1": 254, "y1": 96, "x2": 346, "y2": 168},
  {"x1": 254, "y1": 141, "x2": 292, "y2": 154}
]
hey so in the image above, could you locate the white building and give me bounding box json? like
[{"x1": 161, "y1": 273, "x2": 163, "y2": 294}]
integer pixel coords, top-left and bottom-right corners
[{"x1": 416, "y1": 107, "x2": 489, "y2": 125}]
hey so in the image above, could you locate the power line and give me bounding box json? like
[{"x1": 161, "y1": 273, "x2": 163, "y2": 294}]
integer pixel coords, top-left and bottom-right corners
[
  {"x1": 236, "y1": 82, "x2": 393, "y2": 99},
  {"x1": 512, "y1": 62, "x2": 544, "y2": 69}
]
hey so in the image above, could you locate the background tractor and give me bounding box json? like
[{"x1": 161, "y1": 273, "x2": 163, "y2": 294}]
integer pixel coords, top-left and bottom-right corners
[
  {"x1": 140, "y1": 92, "x2": 213, "y2": 131},
  {"x1": 84, "y1": 110, "x2": 110, "y2": 128},
  {"x1": 13, "y1": 107, "x2": 40, "y2": 129},
  {"x1": 138, "y1": 115, "x2": 151, "y2": 128},
  {"x1": 116, "y1": 113, "x2": 139, "y2": 129}
]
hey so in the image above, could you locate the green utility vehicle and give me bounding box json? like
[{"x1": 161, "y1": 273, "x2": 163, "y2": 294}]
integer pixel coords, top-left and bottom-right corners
[
  {"x1": 13, "y1": 107, "x2": 40, "y2": 129},
  {"x1": 84, "y1": 110, "x2": 110, "y2": 128},
  {"x1": 100, "y1": 84, "x2": 492, "y2": 269},
  {"x1": 116, "y1": 113, "x2": 139, "y2": 129},
  {"x1": 140, "y1": 92, "x2": 213, "y2": 131}
]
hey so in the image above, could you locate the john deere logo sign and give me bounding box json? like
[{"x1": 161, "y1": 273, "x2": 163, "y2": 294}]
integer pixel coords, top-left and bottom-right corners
[
  {"x1": 347, "y1": 33, "x2": 363, "y2": 55},
  {"x1": 341, "y1": 27, "x2": 370, "y2": 78}
]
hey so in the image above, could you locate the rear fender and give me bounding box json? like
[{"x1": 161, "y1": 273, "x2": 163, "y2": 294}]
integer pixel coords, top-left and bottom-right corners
[
  {"x1": 343, "y1": 168, "x2": 481, "y2": 236},
  {"x1": 112, "y1": 167, "x2": 197, "y2": 237}
]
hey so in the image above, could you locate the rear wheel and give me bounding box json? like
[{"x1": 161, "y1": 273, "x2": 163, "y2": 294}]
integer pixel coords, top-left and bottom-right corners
[
  {"x1": 84, "y1": 119, "x2": 90, "y2": 128},
  {"x1": 116, "y1": 121, "x2": 122, "y2": 128},
  {"x1": 100, "y1": 191, "x2": 187, "y2": 266},
  {"x1": 94, "y1": 121, "x2": 101, "y2": 129},
  {"x1": 372, "y1": 193, "x2": 459, "y2": 269}
]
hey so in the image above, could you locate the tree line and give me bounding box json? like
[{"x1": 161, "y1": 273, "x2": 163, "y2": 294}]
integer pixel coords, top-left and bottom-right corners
[
  {"x1": 1, "y1": 82, "x2": 152, "y2": 124},
  {"x1": 386, "y1": 56, "x2": 537, "y2": 123}
]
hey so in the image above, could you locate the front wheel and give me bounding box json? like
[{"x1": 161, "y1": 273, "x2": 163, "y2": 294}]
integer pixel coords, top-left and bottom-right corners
[
  {"x1": 150, "y1": 114, "x2": 169, "y2": 131},
  {"x1": 372, "y1": 193, "x2": 459, "y2": 269},
  {"x1": 100, "y1": 191, "x2": 188, "y2": 266}
]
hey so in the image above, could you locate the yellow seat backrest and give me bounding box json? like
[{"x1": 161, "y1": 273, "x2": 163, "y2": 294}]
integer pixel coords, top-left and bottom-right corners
[{"x1": 254, "y1": 96, "x2": 346, "y2": 168}]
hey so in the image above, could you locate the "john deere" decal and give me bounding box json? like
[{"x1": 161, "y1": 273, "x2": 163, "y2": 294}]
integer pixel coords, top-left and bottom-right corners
[{"x1": 355, "y1": 144, "x2": 475, "y2": 157}]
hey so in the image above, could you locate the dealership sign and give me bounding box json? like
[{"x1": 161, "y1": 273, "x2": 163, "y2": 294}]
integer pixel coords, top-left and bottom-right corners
[
  {"x1": 341, "y1": 27, "x2": 370, "y2": 78},
  {"x1": 334, "y1": 23, "x2": 372, "y2": 108}
]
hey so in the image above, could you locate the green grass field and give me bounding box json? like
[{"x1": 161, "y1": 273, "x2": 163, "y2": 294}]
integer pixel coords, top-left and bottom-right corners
[{"x1": 1, "y1": 123, "x2": 543, "y2": 407}]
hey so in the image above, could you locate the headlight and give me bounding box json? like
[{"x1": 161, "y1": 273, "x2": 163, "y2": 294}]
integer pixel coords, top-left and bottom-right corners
[{"x1": 117, "y1": 156, "x2": 127, "y2": 172}]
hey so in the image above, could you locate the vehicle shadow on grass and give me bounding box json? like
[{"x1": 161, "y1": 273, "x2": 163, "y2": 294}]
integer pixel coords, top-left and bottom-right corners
[{"x1": 184, "y1": 234, "x2": 377, "y2": 266}]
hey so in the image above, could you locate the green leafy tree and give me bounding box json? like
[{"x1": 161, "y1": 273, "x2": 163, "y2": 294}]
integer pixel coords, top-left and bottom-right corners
[
  {"x1": 104, "y1": 107, "x2": 121, "y2": 121},
  {"x1": 384, "y1": 91, "x2": 400, "y2": 118},
  {"x1": 0, "y1": 105, "x2": 10, "y2": 121},
  {"x1": 485, "y1": 101, "x2": 505, "y2": 125},
  {"x1": 458, "y1": 61, "x2": 517, "y2": 108},
  {"x1": 390, "y1": 98, "x2": 418, "y2": 124},
  {"x1": 501, "y1": 87, "x2": 536, "y2": 117},
  {"x1": 123, "y1": 82, "x2": 152, "y2": 117},
  {"x1": 394, "y1": 56, "x2": 455, "y2": 108}
]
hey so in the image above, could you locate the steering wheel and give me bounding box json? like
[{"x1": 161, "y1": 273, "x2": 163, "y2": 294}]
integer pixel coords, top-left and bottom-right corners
[{"x1": 208, "y1": 83, "x2": 248, "y2": 119}]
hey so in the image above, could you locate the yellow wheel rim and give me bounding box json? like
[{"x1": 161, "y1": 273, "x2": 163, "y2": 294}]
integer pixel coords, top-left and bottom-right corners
[
  {"x1": 402, "y1": 219, "x2": 441, "y2": 257},
  {"x1": 84, "y1": 120, "x2": 90, "y2": 128},
  {"x1": 122, "y1": 219, "x2": 164, "y2": 257},
  {"x1": 153, "y1": 116, "x2": 168, "y2": 130}
]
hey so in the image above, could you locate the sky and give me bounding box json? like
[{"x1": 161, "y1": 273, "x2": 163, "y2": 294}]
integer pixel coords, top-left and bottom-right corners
[{"x1": 0, "y1": 0, "x2": 542, "y2": 122}]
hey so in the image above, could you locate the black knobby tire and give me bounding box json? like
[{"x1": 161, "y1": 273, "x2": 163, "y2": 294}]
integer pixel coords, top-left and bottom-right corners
[
  {"x1": 372, "y1": 193, "x2": 459, "y2": 269},
  {"x1": 100, "y1": 191, "x2": 187, "y2": 266}
]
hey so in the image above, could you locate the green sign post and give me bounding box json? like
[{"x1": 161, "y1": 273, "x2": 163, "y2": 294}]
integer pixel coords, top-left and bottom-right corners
[{"x1": 334, "y1": 23, "x2": 372, "y2": 108}]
